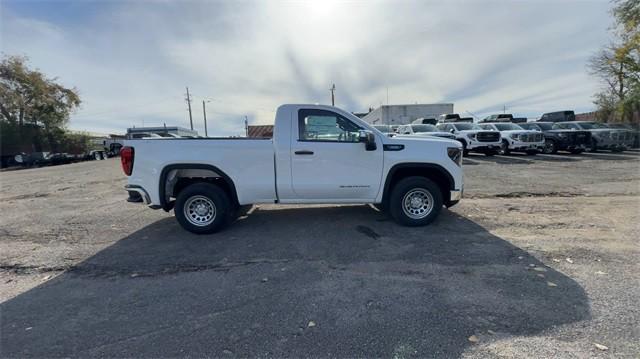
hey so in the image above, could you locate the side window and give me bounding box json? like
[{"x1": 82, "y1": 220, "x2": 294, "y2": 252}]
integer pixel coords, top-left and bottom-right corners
[
  {"x1": 298, "y1": 109, "x2": 362, "y2": 142},
  {"x1": 479, "y1": 124, "x2": 491, "y2": 130}
]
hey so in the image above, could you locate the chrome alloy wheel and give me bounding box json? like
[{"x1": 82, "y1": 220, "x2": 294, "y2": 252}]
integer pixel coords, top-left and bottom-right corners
[
  {"x1": 402, "y1": 189, "x2": 434, "y2": 219},
  {"x1": 183, "y1": 195, "x2": 216, "y2": 227}
]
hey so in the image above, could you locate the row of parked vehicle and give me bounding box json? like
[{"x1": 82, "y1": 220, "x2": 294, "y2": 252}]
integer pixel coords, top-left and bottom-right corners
[{"x1": 373, "y1": 111, "x2": 639, "y2": 156}]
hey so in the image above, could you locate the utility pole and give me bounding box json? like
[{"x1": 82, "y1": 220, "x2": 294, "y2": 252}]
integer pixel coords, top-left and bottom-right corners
[
  {"x1": 244, "y1": 116, "x2": 249, "y2": 137},
  {"x1": 386, "y1": 86, "x2": 389, "y2": 105},
  {"x1": 503, "y1": 105, "x2": 507, "y2": 114},
  {"x1": 330, "y1": 84, "x2": 336, "y2": 106},
  {"x1": 185, "y1": 87, "x2": 193, "y2": 130},
  {"x1": 202, "y1": 100, "x2": 209, "y2": 137}
]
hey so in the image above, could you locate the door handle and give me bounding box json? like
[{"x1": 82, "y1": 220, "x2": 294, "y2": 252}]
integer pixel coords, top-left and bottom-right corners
[{"x1": 294, "y1": 150, "x2": 314, "y2": 155}]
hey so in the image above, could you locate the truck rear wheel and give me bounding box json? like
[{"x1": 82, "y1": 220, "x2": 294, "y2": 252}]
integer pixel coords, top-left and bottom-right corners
[
  {"x1": 175, "y1": 183, "x2": 231, "y2": 234},
  {"x1": 389, "y1": 176, "x2": 443, "y2": 226}
]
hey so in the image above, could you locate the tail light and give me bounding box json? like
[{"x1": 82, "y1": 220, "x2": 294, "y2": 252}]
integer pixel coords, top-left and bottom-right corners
[{"x1": 120, "y1": 146, "x2": 134, "y2": 176}]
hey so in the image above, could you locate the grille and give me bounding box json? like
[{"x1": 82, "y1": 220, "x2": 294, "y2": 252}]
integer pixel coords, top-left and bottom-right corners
[
  {"x1": 476, "y1": 132, "x2": 500, "y2": 142},
  {"x1": 565, "y1": 131, "x2": 590, "y2": 145},
  {"x1": 520, "y1": 133, "x2": 543, "y2": 142}
]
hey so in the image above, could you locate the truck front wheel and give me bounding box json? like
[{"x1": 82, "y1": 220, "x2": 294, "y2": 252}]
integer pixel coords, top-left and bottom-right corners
[
  {"x1": 175, "y1": 183, "x2": 231, "y2": 234},
  {"x1": 389, "y1": 177, "x2": 443, "y2": 226}
]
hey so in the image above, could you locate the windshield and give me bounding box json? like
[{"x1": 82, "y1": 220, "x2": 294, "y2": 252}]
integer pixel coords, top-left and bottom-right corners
[
  {"x1": 520, "y1": 123, "x2": 542, "y2": 131},
  {"x1": 453, "y1": 123, "x2": 482, "y2": 131},
  {"x1": 577, "y1": 122, "x2": 597, "y2": 129},
  {"x1": 495, "y1": 123, "x2": 524, "y2": 131},
  {"x1": 535, "y1": 122, "x2": 553, "y2": 130},
  {"x1": 411, "y1": 124, "x2": 438, "y2": 133}
]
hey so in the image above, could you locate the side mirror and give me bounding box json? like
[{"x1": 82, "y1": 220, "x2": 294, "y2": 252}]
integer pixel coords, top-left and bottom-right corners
[
  {"x1": 449, "y1": 129, "x2": 455, "y2": 134},
  {"x1": 359, "y1": 130, "x2": 377, "y2": 151}
]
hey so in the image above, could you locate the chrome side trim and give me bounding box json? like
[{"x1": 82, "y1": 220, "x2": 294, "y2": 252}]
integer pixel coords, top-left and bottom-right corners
[{"x1": 125, "y1": 185, "x2": 151, "y2": 205}]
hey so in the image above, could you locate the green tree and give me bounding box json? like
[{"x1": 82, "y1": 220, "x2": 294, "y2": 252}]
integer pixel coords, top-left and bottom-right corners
[
  {"x1": 0, "y1": 55, "x2": 81, "y2": 152},
  {"x1": 589, "y1": 0, "x2": 640, "y2": 123}
]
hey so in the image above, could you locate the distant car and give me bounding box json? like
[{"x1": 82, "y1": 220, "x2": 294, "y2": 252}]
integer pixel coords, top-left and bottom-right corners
[
  {"x1": 396, "y1": 124, "x2": 456, "y2": 140},
  {"x1": 553, "y1": 121, "x2": 629, "y2": 152},
  {"x1": 539, "y1": 111, "x2": 575, "y2": 122},
  {"x1": 129, "y1": 133, "x2": 163, "y2": 139},
  {"x1": 436, "y1": 122, "x2": 501, "y2": 156},
  {"x1": 478, "y1": 123, "x2": 544, "y2": 155},
  {"x1": 519, "y1": 122, "x2": 591, "y2": 154},
  {"x1": 459, "y1": 117, "x2": 475, "y2": 122},
  {"x1": 436, "y1": 113, "x2": 463, "y2": 123},
  {"x1": 512, "y1": 117, "x2": 528, "y2": 123},
  {"x1": 479, "y1": 114, "x2": 514, "y2": 123},
  {"x1": 604, "y1": 123, "x2": 639, "y2": 148},
  {"x1": 411, "y1": 117, "x2": 437, "y2": 125},
  {"x1": 372, "y1": 125, "x2": 395, "y2": 137}
]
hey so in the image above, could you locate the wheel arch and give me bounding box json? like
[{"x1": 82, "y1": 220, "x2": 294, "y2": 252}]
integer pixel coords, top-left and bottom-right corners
[
  {"x1": 159, "y1": 163, "x2": 239, "y2": 211},
  {"x1": 381, "y1": 163, "x2": 455, "y2": 207}
]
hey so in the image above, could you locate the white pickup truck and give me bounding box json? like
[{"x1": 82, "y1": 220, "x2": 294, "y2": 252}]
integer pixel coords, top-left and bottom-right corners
[{"x1": 121, "y1": 104, "x2": 464, "y2": 234}]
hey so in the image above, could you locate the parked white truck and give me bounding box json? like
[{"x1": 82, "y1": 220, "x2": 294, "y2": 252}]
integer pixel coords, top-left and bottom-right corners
[{"x1": 121, "y1": 105, "x2": 464, "y2": 234}]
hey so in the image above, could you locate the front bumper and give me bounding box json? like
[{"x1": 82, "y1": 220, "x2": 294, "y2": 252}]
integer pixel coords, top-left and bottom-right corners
[
  {"x1": 508, "y1": 140, "x2": 544, "y2": 151},
  {"x1": 447, "y1": 189, "x2": 463, "y2": 207},
  {"x1": 467, "y1": 140, "x2": 501, "y2": 151}
]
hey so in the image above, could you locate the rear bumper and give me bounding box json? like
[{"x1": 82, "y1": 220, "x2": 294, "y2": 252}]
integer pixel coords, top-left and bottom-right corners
[{"x1": 125, "y1": 185, "x2": 151, "y2": 205}]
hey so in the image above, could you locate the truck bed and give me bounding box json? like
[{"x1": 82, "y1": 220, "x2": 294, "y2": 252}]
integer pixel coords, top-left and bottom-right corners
[{"x1": 126, "y1": 138, "x2": 276, "y2": 205}]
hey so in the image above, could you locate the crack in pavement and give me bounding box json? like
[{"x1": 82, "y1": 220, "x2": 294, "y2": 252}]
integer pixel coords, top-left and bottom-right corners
[{"x1": 0, "y1": 258, "x2": 291, "y2": 278}]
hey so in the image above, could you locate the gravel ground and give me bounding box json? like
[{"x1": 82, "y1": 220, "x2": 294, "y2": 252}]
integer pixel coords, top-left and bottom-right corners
[{"x1": 0, "y1": 150, "x2": 639, "y2": 358}]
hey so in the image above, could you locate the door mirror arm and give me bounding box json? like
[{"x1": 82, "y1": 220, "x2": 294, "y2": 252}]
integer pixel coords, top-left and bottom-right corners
[{"x1": 359, "y1": 130, "x2": 377, "y2": 151}]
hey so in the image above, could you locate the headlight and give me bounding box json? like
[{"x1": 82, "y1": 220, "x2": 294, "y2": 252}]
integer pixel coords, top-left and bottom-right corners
[
  {"x1": 557, "y1": 133, "x2": 568, "y2": 138},
  {"x1": 467, "y1": 133, "x2": 476, "y2": 140},
  {"x1": 447, "y1": 147, "x2": 462, "y2": 166},
  {"x1": 512, "y1": 134, "x2": 520, "y2": 141}
]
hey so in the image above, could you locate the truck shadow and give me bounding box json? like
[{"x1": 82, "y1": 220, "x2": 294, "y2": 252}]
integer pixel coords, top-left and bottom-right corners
[{"x1": 1, "y1": 206, "x2": 589, "y2": 358}]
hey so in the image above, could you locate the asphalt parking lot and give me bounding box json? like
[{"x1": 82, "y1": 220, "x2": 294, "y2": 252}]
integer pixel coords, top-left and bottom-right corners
[{"x1": 1, "y1": 151, "x2": 639, "y2": 358}]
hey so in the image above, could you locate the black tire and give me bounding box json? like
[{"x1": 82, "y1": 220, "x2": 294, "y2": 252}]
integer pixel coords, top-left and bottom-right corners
[
  {"x1": 501, "y1": 140, "x2": 511, "y2": 155},
  {"x1": 174, "y1": 183, "x2": 231, "y2": 234},
  {"x1": 611, "y1": 147, "x2": 623, "y2": 153},
  {"x1": 389, "y1": 176, "x2": 443, "y2": 227},
  {"x1": 543, "y1": 139, "x2": 557, "y2": 154},
  {"x1": 570, "y1": 149, "x2": 583, "y2": 154},
  {"x1": 484, "y1": 150, "x2": 496, "y2": 157},
  {"x1": 525, "y1": 150, "x2": 537, "y2": 156}
]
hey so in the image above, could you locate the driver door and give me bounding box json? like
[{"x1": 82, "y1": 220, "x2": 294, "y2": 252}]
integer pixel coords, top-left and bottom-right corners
[{"x1": 290, "y1": 108, "x2": 384, "y2": 200}]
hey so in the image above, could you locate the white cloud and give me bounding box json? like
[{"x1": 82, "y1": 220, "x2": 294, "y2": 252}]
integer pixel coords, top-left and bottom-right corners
[{"x1": 1, "y1": 0, "x2": 611, "y2": 134}]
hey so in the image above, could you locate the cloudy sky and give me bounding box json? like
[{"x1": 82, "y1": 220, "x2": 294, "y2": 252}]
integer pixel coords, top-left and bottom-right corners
[{"x1": 2, "y1": 0, "x2": 611, "y2": 136}]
